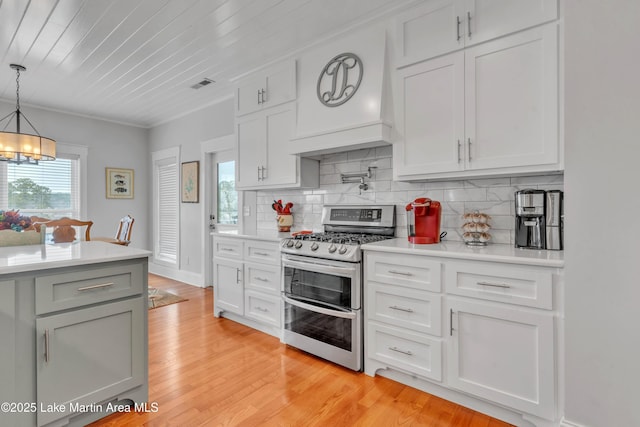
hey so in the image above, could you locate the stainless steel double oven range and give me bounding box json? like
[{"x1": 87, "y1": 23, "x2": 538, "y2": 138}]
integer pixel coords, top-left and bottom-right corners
[{"x1": 281, "y1": 205, "x2": 396, "y2": 371}]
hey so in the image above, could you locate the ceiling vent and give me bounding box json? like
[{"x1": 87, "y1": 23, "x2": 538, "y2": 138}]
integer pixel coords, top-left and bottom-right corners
[{"x1": 190, "y1": 78, "x2": 215, "y2": 89}]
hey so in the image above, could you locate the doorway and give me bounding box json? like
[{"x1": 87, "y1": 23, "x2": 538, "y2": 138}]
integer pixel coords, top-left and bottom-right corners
[{"x1": 210, "y1": 150, "x2": 238, "y2": 233}]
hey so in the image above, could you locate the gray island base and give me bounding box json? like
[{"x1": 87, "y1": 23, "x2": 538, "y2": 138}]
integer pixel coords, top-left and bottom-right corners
[{"x1": 0, "y1": 241, "x2": 150, "y2": 427}]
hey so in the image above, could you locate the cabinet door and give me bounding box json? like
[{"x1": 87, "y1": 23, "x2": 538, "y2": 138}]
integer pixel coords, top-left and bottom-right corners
[
  {"x1": 467, "y1": 0, "x2": 558, "y2": 47},
  {"x1": 236, "y1": 74, "x2": 264, "y2": 116},
  {"x1": 395, "y1": 52, "x2": 464, "y2": 176},
  {"x1": 36, "y1": 298, "x2": 145, "y2": 426},
  {"x1": 263, "y1": 103, "x2": 298, "y2": 186},
  {"x1": 465, "y1": 25, "x2": 558, "y2": 171},
  {"x1": 214, "y1": 258, "x2": 244, "y2": 315},
  {"x1": 447, "y1": 298, "x2": 555, "y2": 418},
  {"x1": 264, "y1": 60, "x2": 296, "y2": 109},
  {"x1": 395, "y1": 0, "x2": 463, "y2": 67},
  {"x1": 236, "y1": 114, "x2": 265, "y2": 188}
]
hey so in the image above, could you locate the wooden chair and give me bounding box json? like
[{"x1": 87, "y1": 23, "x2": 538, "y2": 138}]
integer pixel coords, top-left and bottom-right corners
[
  {"x1": 33, "y1": 218, "x2": 93, "y2": 243},
  {"x1": 94, "y1": 215, "x2": 134, "y2": 246}
]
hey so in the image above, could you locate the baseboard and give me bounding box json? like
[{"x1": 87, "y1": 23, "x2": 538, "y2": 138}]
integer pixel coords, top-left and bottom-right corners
[
  {"x1": 149, "y1": 262, "x2": 206, "y2": 288},
  {"x1": 560, "y1": 419, "x2": 588, "y2": 427}
]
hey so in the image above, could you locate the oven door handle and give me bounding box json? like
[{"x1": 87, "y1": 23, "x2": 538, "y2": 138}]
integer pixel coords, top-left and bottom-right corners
[
  {"x1": 282, "y1": 258, "x2": 357, "y2": 276},
  {"x1": 282, "y1": 295, "x2": 357, "y2": 320}
]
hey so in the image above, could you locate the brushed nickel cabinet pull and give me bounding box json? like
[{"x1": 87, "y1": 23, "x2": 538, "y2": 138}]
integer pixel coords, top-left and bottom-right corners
[
  {"x1": 456, "y1": 16, "x2": 462, "y2": 41},
  {"x1": 389, "y1": 305, "x2": 414, "y2": 313},
  {"x1": 467, "y1": 11, "x2": 472, "y2": 38},
  {"x1": 44, "y1": 329, "x2": 50, "y2": 363},
  {"x1": 450, "y1": 309, "x2": 454, "y2": 336},
  {"x1": 388, "y1": 270, "x2": 413, "y2": 277},
  {"x1": 256, "y1": 306, "x2": 269, "y2": 312},
  {"x1": 77, "y1": 282, "x2": 114, "y2": 291},
  {"x1": 254, "y1": 252, "x2": 269, "y2": 256},
  {"x1": 467, "y1": 138, "x2": 472, "y2": 161},
  {"x1": 457, "y1": 140, "x2": 462, "y2": 163},
  {"x1": 261, "y1": 88, "x2": 266, "y2": 104},
  {"x1": 221, "y1": 247, "x2": 235, "y2": 252},
  {"x1": 477, "y1": 281, "x2": 511, "y2": 289},
  {"x1": 257, "y1": 89, "x2": 262, "y2": 104},
  {"x1": 255, "y1": 277, "x2": 269, "y2": 282},
  {"x1": 236, "y1": 269, "x2": 241, "y2": 284},
  {"x1": 389, "y1": 346, "x2": 413, "y2": 356}
]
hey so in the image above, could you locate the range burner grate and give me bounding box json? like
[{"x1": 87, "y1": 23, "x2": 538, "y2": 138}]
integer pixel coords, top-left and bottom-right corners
[{"x1": 292, "y1": 232, "x2": 392, "y2": 245}]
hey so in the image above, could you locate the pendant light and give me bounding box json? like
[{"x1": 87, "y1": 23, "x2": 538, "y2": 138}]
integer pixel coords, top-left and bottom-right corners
[{"x1": 0, "y1": 64, "x2": 56, "y2": 164}]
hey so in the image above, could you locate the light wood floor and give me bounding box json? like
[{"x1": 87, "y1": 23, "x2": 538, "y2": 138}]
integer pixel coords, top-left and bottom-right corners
[{"x1": 90, "y1": 274, "x2": 513, "y2": 427}]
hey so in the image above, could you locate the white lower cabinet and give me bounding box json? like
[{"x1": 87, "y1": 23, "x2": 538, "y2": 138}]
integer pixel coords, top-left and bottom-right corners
[
  {"x1": 446, "y1": 297, "x2": 555, "y2": 419},
  {"x1": 213, "y1": 235, "x2": 281, "y2": 337},
  {"x1": 214, "y1": 257, "x2": 244, "y2": 316},
  {"x1": 364, "y1": 249, "x2": 562, "y2": 426}
]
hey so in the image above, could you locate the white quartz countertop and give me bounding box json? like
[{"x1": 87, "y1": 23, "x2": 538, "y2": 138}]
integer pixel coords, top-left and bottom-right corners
[
  {"x1": 211, "y1": 229, "x2": 293, "y2": 242},
  {"x1": 361, "y1": 239, "x2": 564, "y2": 268},
  {"x1": 0, "y1": 241, "x2": 151, "y2": 275}
]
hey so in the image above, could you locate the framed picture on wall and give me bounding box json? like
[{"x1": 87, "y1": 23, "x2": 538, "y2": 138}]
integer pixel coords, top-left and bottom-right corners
[
  {"x1": 106, "y1": 167, "x2": 134, "y2": 199},
  {"x1": 181, "y1": 161, "x2": 199, "y2": 203}
]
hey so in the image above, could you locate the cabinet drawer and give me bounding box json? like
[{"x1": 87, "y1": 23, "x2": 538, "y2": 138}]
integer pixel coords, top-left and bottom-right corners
[
  {"x1": 245, "y1": 263, "x2": 280, "y2": 295},
  {"x1": 367, "y1": 322, "x2": 442, "y2": 382},
  {"x1": 366, "y1": 252, "x2": 441, "y2": 292},
  {"x1": 445, "y1": 262, "x2": 553, "y2": 309},
  {"x1": 244, "y1": 240, "x2": 280, "y2": 264},
  {"x1": 368, "y1": 282, "x2": 442, "y2": 336},
  {"x1": 35, "y1": 262, "x2": 144, "y2": 314},
  {"x1": 244, "y1": 290, "x2": 281, "y2": 328},
  {"x1": 213, "y1": 237, "x2": 243, "y2": 259}
]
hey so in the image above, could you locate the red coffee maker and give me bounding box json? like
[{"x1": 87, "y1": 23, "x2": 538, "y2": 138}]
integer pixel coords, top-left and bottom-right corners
[{"x1": 405, "y1": 198, "x2": 442, "y2": 244}]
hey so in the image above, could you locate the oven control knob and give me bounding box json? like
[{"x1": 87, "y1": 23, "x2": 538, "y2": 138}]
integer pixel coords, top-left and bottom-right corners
[
  {"x1": 338, "y1": 245, "x2": 348, "y2": 254},
  {"x1": 328, "y1": 243, "x2": 337, "y2": 253},
  {"x1": 294, "y1": 241, "x2": 303, "y2": 249},
  {"x1": 286, "y1": 239, "x2": 295, "y2": 248},
  {"x1": 310, "y1": 242, "x2": 319, "y2": 251}
]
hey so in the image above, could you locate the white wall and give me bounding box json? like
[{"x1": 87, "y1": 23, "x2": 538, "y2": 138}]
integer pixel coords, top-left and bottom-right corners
[
  {"x1": 0, "y1": 100, "x2": 150, "y2": 249},
  {"x1": 148, "y1": 98, "x2": 234, "y2": 283},
  {"x1": 564, "y1": 1, "x2": 640, "y2": 426}
]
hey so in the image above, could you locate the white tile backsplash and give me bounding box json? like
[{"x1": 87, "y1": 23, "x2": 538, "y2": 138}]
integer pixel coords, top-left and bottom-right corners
[{"x1": 255, "y1": 147, "x2": 564, "y2": 244}]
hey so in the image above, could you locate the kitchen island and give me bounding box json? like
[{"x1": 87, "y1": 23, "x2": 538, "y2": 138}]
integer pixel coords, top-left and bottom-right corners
[{"x1": 0, "y1": 241, "x2": 150, "y2": 427}]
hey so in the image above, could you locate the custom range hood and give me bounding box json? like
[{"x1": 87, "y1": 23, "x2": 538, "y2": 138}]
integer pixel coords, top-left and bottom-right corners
[{"x1": 289, "y1": 25, "x2": 392, "y2": 156}]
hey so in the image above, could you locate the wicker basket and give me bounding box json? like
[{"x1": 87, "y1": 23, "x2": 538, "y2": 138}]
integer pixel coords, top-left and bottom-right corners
[{"x1": 0, "y1": 229, "x2": 43, "y2": 247}]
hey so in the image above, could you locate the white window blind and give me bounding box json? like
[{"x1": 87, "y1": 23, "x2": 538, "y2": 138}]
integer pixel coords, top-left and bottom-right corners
[
  {"x1": 0, "y1": 154, "x2": 80, "y2": 219},
  {"x1": 153, "y1": 147, "x2": 179, "y2": 266}
]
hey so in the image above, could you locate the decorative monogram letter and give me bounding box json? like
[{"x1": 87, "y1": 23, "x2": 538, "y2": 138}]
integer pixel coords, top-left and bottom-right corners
[{"x1": 317, "y1": 53, "x2": 363, "y2": 107}]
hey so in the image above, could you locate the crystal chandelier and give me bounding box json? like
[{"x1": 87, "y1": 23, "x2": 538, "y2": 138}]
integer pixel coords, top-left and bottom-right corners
[{"x1": 0, "y1": 64, "x2": 56, "y2": 164}]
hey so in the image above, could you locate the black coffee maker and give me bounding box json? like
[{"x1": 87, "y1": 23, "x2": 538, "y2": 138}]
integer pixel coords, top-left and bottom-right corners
[{"x1": 515, "y1": 189, "x2": 546, "y2": 249}]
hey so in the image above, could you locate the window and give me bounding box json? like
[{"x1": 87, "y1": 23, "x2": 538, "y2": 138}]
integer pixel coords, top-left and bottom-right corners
[
  {"x1": 152, "y1": 147, "x2": 179, "y2": 266},
  {"x1": 217, "y1": 160, "x2": 237, "y2": 225},
  {"x1": 0, "y1": 143, "x2": 87, "y2": 219}
]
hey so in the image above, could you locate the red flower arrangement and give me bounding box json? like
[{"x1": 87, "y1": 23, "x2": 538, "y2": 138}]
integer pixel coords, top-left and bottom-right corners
[{"x1": 0, "y1": 210, "x2": 32, "y2": 232}]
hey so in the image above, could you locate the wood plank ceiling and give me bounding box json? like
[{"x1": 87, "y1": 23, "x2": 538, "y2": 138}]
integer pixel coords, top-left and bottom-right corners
[{"x1": 0, "y1": 0, "x2": 413, "y2": 128}]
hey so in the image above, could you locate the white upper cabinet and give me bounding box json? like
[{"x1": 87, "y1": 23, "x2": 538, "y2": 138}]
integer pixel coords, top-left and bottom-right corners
[
  {"x1": 464, "y1": 25, "x2": 559, "y2": 171},
  {"x1": 235, "y1": 60, "x2": 296, "y2": 116},
  {"x1": 395, "y1": 51, "x2": 464, "y2": 176},
  {"x1": 394, "y1": 24, "x2": 560, "y2": 180},
  {"x1": 236, "y1": 102, "x2": 319, "y2": 190},
  {"x1": 395, "y1": 0, "x2": 558, "y2": 67}
]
